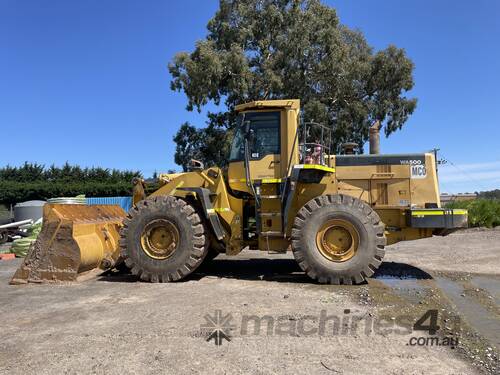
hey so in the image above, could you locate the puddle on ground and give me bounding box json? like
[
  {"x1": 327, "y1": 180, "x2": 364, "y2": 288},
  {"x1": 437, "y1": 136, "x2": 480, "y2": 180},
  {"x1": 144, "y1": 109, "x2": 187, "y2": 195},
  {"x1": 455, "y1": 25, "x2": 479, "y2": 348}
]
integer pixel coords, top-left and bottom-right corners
[
  {"x1": 435, "y1": 277, "x2": 499, "y2": 349},
  {"x1": 374, "y1": 273, "x2": 499, "y2": 349},
  {"x1": 470, "y1": 276, "x2": 500, "y2": 305},
  {"x1": 374, "y1": 275, "x2": 430, "y2": 304}
]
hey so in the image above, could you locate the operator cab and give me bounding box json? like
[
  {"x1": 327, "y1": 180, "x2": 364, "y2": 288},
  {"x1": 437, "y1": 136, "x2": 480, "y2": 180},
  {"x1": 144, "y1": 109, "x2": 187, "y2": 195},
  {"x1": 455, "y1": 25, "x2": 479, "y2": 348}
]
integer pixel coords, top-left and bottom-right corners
[
  {"x1": 227, "y1": 99, "x2": 335, "y2": 248},
  {"x1": 227, "y1": 100, "x2": 300, "y2": 194},
  {"x1": 227, "y1": 99, "x2": 334, "y2": 195}
]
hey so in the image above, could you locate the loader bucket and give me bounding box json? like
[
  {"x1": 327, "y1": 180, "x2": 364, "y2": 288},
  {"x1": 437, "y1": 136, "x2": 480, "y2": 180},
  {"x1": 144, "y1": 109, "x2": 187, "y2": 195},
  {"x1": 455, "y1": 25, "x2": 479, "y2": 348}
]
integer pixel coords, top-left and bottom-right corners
[{"x1": 10, "y1": 204, "x2": 127, "y2": 284}]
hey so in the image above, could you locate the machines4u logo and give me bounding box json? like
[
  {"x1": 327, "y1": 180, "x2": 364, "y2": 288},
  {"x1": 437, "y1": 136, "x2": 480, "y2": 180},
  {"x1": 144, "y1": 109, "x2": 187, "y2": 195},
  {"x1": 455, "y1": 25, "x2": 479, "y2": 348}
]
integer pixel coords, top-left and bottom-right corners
[{"x1": 201, "y1": 310, "x2": 235, "y2": 346}]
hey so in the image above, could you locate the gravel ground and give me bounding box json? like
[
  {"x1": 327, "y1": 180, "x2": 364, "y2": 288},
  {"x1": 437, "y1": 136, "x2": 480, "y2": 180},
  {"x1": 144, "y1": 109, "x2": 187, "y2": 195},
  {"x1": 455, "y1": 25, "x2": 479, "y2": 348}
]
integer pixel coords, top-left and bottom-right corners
[
  {"x1": 386, "y1": 228, "x2": 500, "y2": 275},
  {"x1": 0, "y1": 230, "x2": 498, "y2": 375}
]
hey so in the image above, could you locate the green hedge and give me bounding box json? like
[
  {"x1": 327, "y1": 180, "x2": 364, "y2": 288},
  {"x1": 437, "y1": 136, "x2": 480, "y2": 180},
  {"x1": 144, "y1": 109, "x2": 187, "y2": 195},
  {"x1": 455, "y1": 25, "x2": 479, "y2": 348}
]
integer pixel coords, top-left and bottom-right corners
[
  {"x1": 446, "y1": 199, "x2": 500, "y2": 228},
  {"x1": 0, "y1": 181, "x2": 134, "y2": 205},
  {"x1": 0, "y1": 163, "x2": 142, "y2": 205}
]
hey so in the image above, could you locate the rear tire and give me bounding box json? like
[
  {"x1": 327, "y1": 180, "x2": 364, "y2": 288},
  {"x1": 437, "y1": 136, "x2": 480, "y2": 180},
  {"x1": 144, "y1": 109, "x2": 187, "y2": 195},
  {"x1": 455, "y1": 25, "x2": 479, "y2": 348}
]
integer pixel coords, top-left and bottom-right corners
[
  {"x1": 291, "y1": 194, "x2": 386, "y2": 285},
  {"x1": 119, "y1": 195, "x2": 208, "y2": 282}
]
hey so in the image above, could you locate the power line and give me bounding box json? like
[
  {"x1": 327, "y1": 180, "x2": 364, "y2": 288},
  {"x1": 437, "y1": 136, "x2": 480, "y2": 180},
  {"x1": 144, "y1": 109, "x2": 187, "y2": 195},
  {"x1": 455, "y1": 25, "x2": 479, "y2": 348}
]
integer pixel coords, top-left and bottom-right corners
[{"x1": 439, "y1": 154, "x2": 490, "y2": 192}]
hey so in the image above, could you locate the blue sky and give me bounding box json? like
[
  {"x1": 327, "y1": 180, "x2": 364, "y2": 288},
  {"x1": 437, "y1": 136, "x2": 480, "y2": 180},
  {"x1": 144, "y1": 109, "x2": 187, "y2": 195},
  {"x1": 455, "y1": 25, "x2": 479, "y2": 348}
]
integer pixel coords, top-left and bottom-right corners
[{"x1": 1, "y1": 0, "x2": 499, "y2": 193}]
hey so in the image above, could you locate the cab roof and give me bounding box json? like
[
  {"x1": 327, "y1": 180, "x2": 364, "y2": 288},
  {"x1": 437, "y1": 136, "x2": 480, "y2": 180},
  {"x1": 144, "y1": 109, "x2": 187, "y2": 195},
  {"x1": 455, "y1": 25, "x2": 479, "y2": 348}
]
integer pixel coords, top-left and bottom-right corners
[{"x1": 235, "y1": 99, "x2": 300, "y2": 112}]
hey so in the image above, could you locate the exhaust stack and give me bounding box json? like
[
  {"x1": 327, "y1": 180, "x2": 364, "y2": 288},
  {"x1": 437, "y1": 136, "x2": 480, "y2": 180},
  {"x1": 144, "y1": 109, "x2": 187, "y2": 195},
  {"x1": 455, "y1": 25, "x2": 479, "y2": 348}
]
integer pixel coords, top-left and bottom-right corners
[{"x1": 369, "y1": 121, "x2": 381, "y2": 154}]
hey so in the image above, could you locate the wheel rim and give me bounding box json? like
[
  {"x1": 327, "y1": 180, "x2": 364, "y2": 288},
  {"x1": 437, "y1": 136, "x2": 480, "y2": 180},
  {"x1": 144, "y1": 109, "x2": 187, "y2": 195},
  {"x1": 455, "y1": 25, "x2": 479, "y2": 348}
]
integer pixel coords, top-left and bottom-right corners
[
  {"x1": 316, "y1": 219, "x2": 359, "y2": 262},
  {"x1": 140, "y1": 219, "x2": 179, "y2": 260}
]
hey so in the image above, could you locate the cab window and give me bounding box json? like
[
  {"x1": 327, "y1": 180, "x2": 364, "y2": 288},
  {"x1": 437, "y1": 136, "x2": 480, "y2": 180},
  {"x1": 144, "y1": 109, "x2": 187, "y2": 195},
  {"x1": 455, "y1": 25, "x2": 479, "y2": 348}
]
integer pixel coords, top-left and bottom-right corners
[{"x1": 229, "y1": 111, "x2": 280, "y2": 161}]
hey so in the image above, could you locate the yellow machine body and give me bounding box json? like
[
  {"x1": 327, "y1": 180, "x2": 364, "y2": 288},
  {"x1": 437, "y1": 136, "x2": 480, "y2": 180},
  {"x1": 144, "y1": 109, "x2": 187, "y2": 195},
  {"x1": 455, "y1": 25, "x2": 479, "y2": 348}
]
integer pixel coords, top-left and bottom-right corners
[
  {"x1": 143, "y1": 99, "x2": 467, "y2": 255},
  {"x1": 11, "y1": 99, "x2": 467, "y2": 283}
]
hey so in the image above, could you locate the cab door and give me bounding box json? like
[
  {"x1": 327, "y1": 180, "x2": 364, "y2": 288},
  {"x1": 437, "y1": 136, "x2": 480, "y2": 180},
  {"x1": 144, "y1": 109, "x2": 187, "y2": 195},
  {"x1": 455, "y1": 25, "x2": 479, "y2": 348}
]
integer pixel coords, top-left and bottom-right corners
[{"x1": 228, "y1": 110, "x2": 283, "y2": 194}]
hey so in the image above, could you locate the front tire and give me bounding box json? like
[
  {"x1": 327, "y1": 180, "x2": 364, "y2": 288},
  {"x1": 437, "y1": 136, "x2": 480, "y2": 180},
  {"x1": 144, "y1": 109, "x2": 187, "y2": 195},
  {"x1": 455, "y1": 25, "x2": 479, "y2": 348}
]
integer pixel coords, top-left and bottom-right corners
[
  {"x1": 291, "y1": 194, "x2": 386, "y2": 285},
  {"x1": 120, "y1": 196, "x2": 208, "y2": 282}
]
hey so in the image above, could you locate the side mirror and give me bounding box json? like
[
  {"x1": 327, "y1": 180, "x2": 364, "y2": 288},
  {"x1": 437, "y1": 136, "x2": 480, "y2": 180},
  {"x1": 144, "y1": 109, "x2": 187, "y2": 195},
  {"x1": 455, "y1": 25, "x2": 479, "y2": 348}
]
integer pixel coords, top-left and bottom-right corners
[
  {"x1": 244, "y1": 121, "x2": 254, "y2": 143},
  {"x1": 247, "y1": 129, "x2": 255, "y2": 143}
]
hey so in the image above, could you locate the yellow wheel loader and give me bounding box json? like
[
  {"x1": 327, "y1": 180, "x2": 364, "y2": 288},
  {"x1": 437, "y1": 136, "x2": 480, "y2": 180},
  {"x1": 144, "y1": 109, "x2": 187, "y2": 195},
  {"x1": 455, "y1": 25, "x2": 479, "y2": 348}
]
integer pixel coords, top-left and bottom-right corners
[{"x1": 11, "y1": 99, "x2": 467, "y2": 285}]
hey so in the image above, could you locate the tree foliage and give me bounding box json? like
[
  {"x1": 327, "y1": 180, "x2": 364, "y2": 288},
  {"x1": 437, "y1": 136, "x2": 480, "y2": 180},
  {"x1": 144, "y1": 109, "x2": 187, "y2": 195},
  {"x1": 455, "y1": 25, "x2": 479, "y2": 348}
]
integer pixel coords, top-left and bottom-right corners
[
  {"x1": 173, "y1": 123, "x2": 233, "y2": 171},
  {"x1": 0, "y1": 162, "x2": 141, "y2": 205},
  {"x1": 477, "y1": 189, "x2": 500, "y2": 200},
  {"x1": 169, "y1": 0, "x2": 417, "y2": 169}
]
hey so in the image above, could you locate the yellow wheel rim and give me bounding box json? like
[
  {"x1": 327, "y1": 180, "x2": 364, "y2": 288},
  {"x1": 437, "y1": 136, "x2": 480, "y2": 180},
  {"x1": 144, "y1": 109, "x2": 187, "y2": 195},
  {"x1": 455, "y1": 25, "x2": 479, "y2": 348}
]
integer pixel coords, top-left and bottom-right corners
[
  {"x1": 140, "y1": 219, "x2": 179, "y2": 260},
  {"x1": 316, "y1": 219, "x2": 359, "y2": 262}
]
